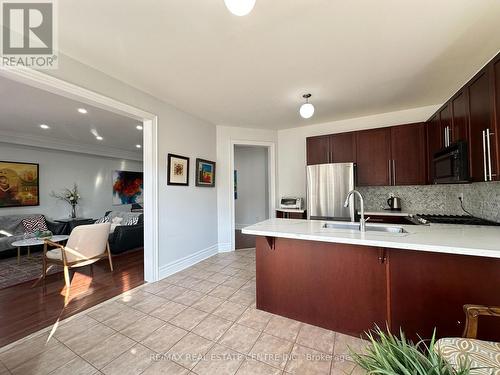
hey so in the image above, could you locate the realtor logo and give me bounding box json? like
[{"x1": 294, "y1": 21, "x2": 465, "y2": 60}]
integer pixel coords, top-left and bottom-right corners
[{"x1": 1, "y1": 0, "x2": 58, "y2": 68}]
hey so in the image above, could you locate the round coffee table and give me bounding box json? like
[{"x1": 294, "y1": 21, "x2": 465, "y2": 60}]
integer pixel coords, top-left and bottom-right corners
[{"x1": 11, "y1": 235, "x2": 69, "y2": 265}]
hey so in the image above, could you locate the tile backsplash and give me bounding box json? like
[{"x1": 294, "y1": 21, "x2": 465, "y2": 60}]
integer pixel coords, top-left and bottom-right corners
[{"x1": 357, "y1": 182, "x2": 500, "y2": 223}]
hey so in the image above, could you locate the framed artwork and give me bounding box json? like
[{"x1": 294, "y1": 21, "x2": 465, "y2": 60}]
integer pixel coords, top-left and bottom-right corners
[
  {"x1": 195, "y1": 159, "x2": 216, "y2": 187},
  {"x1": 0, "y1": 161, "x2": 39, "y2": 208},
  {"x1": 234, "y1": 170, "x2": 238, "y2": 199},
  {"x1": 112, "y1": 170, "x2": 144, "y2": 205},
  {"x1": 167, "y1": 154, "x2": 190, "y2": 186}
]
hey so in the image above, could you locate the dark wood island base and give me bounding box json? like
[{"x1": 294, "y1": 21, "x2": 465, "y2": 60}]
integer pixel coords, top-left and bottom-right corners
[{"x1": 256, "y1": 236, "x2": 500, "y2": 341}]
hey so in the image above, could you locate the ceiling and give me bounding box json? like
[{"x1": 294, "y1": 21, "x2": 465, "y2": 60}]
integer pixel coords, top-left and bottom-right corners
[
  {"x1": 57, "y1": 0, "x2": 500, "y2": 129},
  {"x1": 0, "y1": 76, "x2": 143, "y2": 159}
]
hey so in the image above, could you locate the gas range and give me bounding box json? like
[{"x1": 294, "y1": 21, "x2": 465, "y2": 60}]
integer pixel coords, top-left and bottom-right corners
[{"x1": 415, "y1": 214, "x2": 500, "y2": 226}]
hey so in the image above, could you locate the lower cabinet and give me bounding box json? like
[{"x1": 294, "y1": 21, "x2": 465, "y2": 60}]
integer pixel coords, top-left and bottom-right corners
[
  {"x1": 256, "y1": 237, "x2": 500, "y2": 341},
  {"x1": 388, "y1": 249, "x2": 500, "y2": 342},
  {"x1": 256, "y1": 237, "x2": 388, "y2": 337}
]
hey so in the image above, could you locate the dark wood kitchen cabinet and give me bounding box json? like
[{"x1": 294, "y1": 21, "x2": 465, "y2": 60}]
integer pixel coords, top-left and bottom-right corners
[
  {"x1": 306, "y1": 133, "x2": 356, "y2": 165},
  {"x1": 389, "y1": 249, "x2": 500, "y2": 342},
  {"x1": 256, "y1": 237, "x2": 388, "y2": 336},
  {"x1": 426, "y1": 114, "x2": 443, "y2": 183},
  {"x1": 440, "y1": 103, "x2": 452, "y2": 147},
  {"x1": 468, "y1": 68, "x2": 496, "y2": 182},
  {"x1": 306, "y1": 135, "x2": 330, "y2": 165},
  {"x1": 451, "y1": 90, "x2": 469, "y2": 143},
  {"x1": 355, "y1": 128, "x2": 392, "y2": 186},
  {"x1": 492, "y1": 55, "x2": 500, "y2": 180},
  {"x1": 390, "y1": 123, "x2": 426, "y2": 185},
  {"x1": 330, "y1": 132, "x2": 356, "y2": 163}
]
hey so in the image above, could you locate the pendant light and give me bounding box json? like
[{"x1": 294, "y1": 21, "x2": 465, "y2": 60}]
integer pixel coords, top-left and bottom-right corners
[
  {"x1": 300, "y1": 94, "x2": 315, "y2": 119},
  {"x1": 224, "y1": 0, "x2": 256, "y2": 16}
]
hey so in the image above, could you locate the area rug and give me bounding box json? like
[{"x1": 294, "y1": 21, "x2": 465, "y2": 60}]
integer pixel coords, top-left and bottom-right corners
[{"x1": 0, "y1": 253, "x2": 62, "y2": 289}]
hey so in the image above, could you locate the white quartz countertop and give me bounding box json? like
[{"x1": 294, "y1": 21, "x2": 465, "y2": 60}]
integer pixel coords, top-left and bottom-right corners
[{"x1": 242, "y1": 218, "x2": 500, "y2": 259}]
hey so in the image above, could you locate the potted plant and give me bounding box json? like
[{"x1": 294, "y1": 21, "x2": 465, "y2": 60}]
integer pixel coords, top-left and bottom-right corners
[
  {"x1": 51, "y1": 183, "x2": 81, "y2": 219},
  {"x1": 350, "y1": 327, "x2": 471, "y2": 375}
]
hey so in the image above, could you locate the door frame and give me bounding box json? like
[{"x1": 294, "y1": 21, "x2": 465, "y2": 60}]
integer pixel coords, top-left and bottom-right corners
[
  {"x1": 0, "y1": 67, "x2": 160, "y2": 282},
  {"x1": 230, "y1": 140, "x2": 276, "y2": 251}
]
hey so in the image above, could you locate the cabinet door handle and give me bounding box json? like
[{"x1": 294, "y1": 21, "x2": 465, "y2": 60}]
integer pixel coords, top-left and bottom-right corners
[
  {"x1": 388, "y1": 160, "x2": 392, "y2": 186},
  {"x1": 486, "y1": 128, "x2": 493, "y2": 181},
  {"x1": 482, "y1": 130, "x2": 488, "y2": 182},
  {"x1": 392, "y1": 160, "x2": 396, "y2": 185}
]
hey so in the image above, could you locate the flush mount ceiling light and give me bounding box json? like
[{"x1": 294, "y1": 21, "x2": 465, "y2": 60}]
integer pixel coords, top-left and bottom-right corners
[
  {"x1": 136, "y1": 125, "x2": 143, "y2": 130},
  {"x1": 299, "y1": 93, "x2": 315, "y2": 119},
  {"x1": 77, "y1": 108, "x2": 88, "y2": 114},
  {"x1": 96, "y1": 136, "x2": 103, "y2": 141},
  {"x1": 135, "y1": 144, "x2": 142, "y2": 149},
  {"x1": 39, "y1": 124, "x2": 50, "y2": 129},
  {"x1": 224, "y1": 0, "x2": 256, "y2": 16}
]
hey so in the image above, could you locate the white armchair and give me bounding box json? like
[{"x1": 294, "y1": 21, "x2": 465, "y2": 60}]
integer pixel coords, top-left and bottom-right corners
[{"x1": 43, "y1": 223, "x2": 113, "y2": 290}]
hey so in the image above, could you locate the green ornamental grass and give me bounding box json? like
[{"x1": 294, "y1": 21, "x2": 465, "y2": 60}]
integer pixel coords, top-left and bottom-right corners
[{"x1": 350, "y1": 326, "x2": 471, "y2": 375}]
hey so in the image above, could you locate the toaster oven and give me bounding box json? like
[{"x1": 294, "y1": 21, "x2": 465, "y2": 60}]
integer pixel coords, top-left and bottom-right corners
[{"x1": 280, "y1": 197, "x2": 304, "y2": 210}]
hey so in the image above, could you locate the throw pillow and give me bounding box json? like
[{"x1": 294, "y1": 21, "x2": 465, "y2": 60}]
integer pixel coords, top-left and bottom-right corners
[
  {"x1": 123, "y1": 216, "x2": 139, "y2": 226},
  {"x1": 95, "y1": 216, "x2": 110, "y2": 224},
  {"x1": 22, "y1": 215, "x2": 49, "y2": 234}
]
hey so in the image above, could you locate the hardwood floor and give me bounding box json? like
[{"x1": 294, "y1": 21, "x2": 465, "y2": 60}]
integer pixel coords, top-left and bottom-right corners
[{"x1": 0, "y1": 248, "x2": 144, "y2": 347}]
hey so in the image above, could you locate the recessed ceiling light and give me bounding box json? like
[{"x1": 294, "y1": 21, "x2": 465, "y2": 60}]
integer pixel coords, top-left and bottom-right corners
[
  {"x1": 135, "y1": 144, "x2": 142, "y2": 149},
  {"x1": 39, "y1": 124, "x2": 50, "y2": 129},
  {"x1": 96, "y1": 136, "x2": 103, "y2": 141},
  {"x1": 77, "y1": 108, "x2": 88, "y2": 114},
  {"x1": 136, "y1": 125, "x2": 143, "y2": 130}
]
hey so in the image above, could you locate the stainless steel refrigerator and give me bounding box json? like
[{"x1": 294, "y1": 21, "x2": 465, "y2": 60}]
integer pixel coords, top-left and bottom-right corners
[{"x1": 306, "y1": 163, "x2": 356, "y2": 221}]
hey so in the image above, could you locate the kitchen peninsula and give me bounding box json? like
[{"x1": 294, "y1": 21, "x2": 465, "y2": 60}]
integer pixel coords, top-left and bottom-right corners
[{"x1": 242, "y1": 219, "x2": 500, "y2": 341}]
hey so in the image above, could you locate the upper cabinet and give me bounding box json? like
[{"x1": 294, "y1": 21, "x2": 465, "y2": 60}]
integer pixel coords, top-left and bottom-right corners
[
  {"x1": 330, "y1": 132, "x2": 356, "y2": 163},
  {"x1": 426, "y1": 114, "x2": 442, "y2": 183},
  {"x1": 391, "y1": 123, "x2": 427, "y2": 186},
  {"x1": 468, "y1": 68, "x2": 493, "y2": 182},
  {"x1": 426, "y1": 51, "x2": 500, "y2": 183},
  {"x1": 306, "y1": 133, "x2": 357, "y2": 165},
  {"x1": 306, "y1": 135, "x2": 330, "y2": 165},
  {"x1": 451, "y1": 90, "x2": 468, "y2": 143},
  {"x1": 356, "y1": 128, "x2": 392, "y2": 186}
]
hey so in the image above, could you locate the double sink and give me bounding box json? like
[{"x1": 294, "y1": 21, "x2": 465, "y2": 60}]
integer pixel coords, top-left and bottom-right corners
[{"x1": 322, "y1": 222, "x2": 408, "y2": 234}]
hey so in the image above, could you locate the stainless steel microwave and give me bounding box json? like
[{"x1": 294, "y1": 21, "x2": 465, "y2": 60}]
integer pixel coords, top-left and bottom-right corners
[{"x1": 433, "y1": 141, "x2": 469, "y2": 184}]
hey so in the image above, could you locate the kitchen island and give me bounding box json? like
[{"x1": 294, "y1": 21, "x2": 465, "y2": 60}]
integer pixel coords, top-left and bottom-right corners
[{"x1": 242, "y1": 219, "x2": 500, "y2": 341}]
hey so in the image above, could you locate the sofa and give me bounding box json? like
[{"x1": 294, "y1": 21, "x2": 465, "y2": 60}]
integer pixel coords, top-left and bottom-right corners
[
  {"x1": 104, "y1": 211, "x2": 143, "y2": 254},
  {"x1": 0, "y1": 214, "x2": 65, "y2": 253}
]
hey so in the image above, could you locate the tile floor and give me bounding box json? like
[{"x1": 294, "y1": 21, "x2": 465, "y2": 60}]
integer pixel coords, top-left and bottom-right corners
[{"x1": 0, "y1": 248, "x2": 368, "y2": 375}]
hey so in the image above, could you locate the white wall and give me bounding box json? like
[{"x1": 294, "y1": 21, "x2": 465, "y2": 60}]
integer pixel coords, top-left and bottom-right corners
[
  {"x1": 0, "y1": 143, "x2": 142, "y2": 219},
  {"x1": 45, "y1": 54, "x2": 218, "y2": 274},
  {"x1": 277, "y1": 105, "x2": 440, "y2": 200},
  {"x1": 216, "y1": 126, "x2": 277, "y2": 251},
  {"x1": 234, "y1": 146, "x2": 269, "y2": 229}
]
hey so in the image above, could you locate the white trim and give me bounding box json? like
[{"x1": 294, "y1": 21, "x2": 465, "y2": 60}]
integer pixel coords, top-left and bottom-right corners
[
  {"x1": 230, "y1": 140, "x2": 276, "y2": 252},
  {"x1": 0, "y1": 130, "x2": 142, "y2": 161},
  {"x1": 218, "y1": 242, "x2": 233, "y2": 252},
  {"x1": 0, "y1": 67, "x2": 160, "y2": 282},
  {"x1": 159, "y1": 244, "x2": 219, "y2": 279}
]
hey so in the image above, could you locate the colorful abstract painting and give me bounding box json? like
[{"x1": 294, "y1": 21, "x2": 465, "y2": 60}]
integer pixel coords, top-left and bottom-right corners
[
  {"x1": 112, "y1": 170, "x2": 144, "y2": 205},
  {"x1": 195, "y1": 159, "x2": 216, "y2": 187},
  {"x1": 0, "y1": 161, "x2": 39, "y2": 208}
]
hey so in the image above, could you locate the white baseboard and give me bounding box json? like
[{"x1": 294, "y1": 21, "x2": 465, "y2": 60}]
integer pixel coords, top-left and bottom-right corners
[
  {"x1": 218, "y1": 242, "x2": 233, "y2": 253},
  {"x1": 158, "y1": 244, "x2": 218, "y2": 280}
]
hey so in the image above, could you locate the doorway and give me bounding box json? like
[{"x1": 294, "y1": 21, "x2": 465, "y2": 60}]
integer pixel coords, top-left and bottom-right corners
[{"x1": 232, "y1": 143, "x2": 274, "y2": 250}]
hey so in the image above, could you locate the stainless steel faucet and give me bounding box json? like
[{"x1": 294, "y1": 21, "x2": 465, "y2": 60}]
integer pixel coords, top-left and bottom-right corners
[{"x1": 344, "y1": 190, "x2": 368, "y2": 232}]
